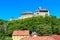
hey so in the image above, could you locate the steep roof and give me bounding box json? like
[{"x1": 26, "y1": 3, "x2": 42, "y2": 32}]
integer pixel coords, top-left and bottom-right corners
[
  {"x1": 12, "y1": 30, "x2": 29, "y2": 36},
  {"x1": 51, "y1": 35, "x2": 60, "y2": 40},
  {"x1": 39, "y1": 10, "x2": 48, "y2": 12},
  {"x1": 37, "y1": 9, "x2": 48, "y2": 12},
  {"x1": 22, "y1": 12, "x2": 33, "y2": 15},
  {"x1": 22, "y1": 36, "x2": 55, "y2": 40}
]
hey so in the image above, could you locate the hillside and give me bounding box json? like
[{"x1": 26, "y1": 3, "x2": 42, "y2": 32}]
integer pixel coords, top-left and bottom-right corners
[{"x1": 0, "y1": 16, "x2": 60, "y2": 40}]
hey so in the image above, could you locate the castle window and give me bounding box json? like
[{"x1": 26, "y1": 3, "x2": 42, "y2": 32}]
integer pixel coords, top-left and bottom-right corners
[{"x1": 37, "y1": 13, "x2": 39, "y2": 14}]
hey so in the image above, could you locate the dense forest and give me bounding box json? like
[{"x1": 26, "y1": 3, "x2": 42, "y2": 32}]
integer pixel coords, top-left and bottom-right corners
[{"x1": 0, "y1": 16, "x2": 60, "y2": 40}]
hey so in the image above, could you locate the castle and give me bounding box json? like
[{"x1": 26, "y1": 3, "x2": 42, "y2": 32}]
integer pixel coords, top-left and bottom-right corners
[{"x1": 10, "y1": 7, "x2": 50, "y2": 21}]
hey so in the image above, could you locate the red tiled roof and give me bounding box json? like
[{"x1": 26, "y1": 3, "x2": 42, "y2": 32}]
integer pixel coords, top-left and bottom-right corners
[
  {"x1": 22, "y1": 36, "x2": 55, "y2": 40},
  {"x1": 51, "y1": 35, "x2": 60, "y2": 40},
  {"x1": 12, "y1": 30, "x2": 29, "y2": 36}
]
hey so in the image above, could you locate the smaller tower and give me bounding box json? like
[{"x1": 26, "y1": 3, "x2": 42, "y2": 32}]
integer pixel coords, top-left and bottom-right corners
[{"x1": 10, "y1": 17, "x2": 14, "y2": 21}]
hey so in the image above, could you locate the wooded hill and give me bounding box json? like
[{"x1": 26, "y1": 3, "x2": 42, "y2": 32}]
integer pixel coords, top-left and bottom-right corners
[{"x1": 0, "y1": 16, "x2": 60, "y2": 40}]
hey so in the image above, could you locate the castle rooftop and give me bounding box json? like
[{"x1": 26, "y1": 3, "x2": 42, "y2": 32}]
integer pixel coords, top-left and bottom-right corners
[{"x1": 22, "y1": 12, "x2": 33, "y2": 15}]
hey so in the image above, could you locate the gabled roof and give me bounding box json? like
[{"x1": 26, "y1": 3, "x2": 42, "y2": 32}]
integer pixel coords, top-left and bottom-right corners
[
  {"x1": 51, "y1": 35, "x2": 60, "y2": 40},
  {"x1": 22, "y1": 36, "x2": 55, "y2": 40},
  {"x1": 12, "y1": 30, "x2": 29, "y2": 36}
]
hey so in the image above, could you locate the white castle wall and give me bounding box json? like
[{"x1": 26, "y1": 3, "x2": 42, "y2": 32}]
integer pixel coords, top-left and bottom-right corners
[
  {"x1": 18, "y1": 14, "x2": 33, "y2": 19},
  {"x1": 10, "y1": 7, "x2": 50, "y2": 21},
  {"x1": 34, "y1": 11, "x2": 49, "y2": 16}
]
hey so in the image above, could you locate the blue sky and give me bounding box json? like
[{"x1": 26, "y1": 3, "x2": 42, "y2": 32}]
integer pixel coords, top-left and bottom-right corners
[{"x1": 0, "y1": 0, "x2": 60, "y2": 20}]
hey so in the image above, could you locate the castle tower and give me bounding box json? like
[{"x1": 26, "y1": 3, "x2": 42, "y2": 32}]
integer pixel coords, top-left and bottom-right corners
[{"x1": 34, "y1": 7, "x2": 50, "y2": 16}]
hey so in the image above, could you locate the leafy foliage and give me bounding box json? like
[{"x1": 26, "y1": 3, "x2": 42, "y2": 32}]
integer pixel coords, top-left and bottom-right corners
[{"x1": 0, "y1": 16, "x2": 60, "y2": 40}]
